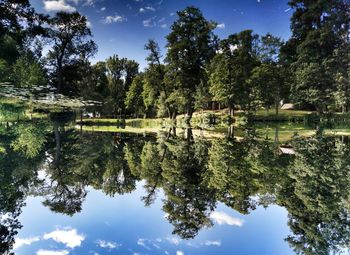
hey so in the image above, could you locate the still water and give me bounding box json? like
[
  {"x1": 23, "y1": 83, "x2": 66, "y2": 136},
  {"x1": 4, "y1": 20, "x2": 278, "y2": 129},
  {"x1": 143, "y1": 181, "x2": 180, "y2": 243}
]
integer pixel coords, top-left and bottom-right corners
[{"x1": 1, "y1": 109, "x2": 350, "y2": 255}]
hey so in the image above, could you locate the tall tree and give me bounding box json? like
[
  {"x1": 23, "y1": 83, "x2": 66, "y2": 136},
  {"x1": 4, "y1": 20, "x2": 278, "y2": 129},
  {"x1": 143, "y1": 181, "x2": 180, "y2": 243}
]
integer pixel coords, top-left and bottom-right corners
[
  {"x1": 0, "y1": 0, "x2": 47, "y2": 64},
  {"x1": 165, "y1": 6, "x2": 217, "y2": 121},
  {"x1": 144, "y1": 39, "x2": 176, "y2": 119},
  {"x1": 287, "y1": 0, "x2": 350, "y2": 113},
  {"x1": 47, "y1": 11, "x2": 97, "y2": 93},
  {"x1": 209, "y1": 30, "x2": 258, "y2": 116},
  {"x1": 248, "y1": 34, "x2": 286, "y2": 114},
  {"x1": 125, "y1": 74, "x2": 145, "y2": 117},
  {"x1": 105, "y1": 55, "x2": 139, "y2": 116}
]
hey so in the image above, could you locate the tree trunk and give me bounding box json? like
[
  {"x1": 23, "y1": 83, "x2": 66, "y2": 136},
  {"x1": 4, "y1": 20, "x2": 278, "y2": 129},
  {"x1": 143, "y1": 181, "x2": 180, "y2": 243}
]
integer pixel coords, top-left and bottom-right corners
[
  {"x1": 185, "y1": 104, "x2": 193, "y2": 123},
  {"x1": 228, "y1": 125, "x2": 234, "y2": 138},
  {"x1": 57, "y1": 57, "x2": 64, "y2": 94},
  {"x1": 275, "y1": 101, "x2": 279, "y2": 115},
  {"x1": 274, "y1": 126, "x2": 279, "y2": 144},
  {"x1": 185, "y1": 128, "x2": 193, "y2": 142},
  {"x1": 53, "y1": 122, "x2": 61, "y2": 167},
  {"x1": 228, "y1": 105, "x2": 234, "y2": 117}
]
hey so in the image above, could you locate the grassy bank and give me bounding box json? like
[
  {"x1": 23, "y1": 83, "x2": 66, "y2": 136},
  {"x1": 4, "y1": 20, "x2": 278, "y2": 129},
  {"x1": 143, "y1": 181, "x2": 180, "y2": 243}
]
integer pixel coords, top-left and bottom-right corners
[{"x1": 77, "y1": 108, "x2": 313, "y2": 127}]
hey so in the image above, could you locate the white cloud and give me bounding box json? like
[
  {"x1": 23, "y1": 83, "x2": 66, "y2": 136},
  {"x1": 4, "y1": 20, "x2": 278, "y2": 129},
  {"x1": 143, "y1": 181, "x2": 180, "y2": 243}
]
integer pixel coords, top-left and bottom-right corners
[
  {"x1": 103, "y1": 15, "x2": 127, "y2": 24},
  {"x1": 43, "y1": 0, "x2": 76, "y2": 12},
  {"x1": 160, "y1": 24, "x2": 167, "y2": 28},
  {"x1": 176, "y1": 251, "x2": 184, "y2": 255},
  {"x1": 139, "y1": 6, "x2": 155, "y2": 13},
  {"x1": 100, "y1": 6, "x2": 106, "y2": 11},
  {"x1": 43, "y1": 228, "x2": 85, "y2": 249},
  {"x1": 96, "y1": 240, "x2": 120, "y2": 249},
  {"x1": 284, "y1": 8, "x2": 291, "y2": 12},
  {"x1": 83, "y1": 0, "x2": 95, "y2": 6},
  {"x1": 68, "y1": 0, "x2": 95, "y2": 6},
  {"x1": 210, "y1": 211, "x2": 244, "y2": 227},
  {"x1": 143, "y1": 16, "x2": 156, "y2": 27},
  {"x1": 166, "y1": 236, "x2": 180, "y2": 245},
  {"x1": 229, "y1": 44, "x2": 239, "y2": 52},
  {"x1": 170, "y1": 12, "x2": 175, "y2": 16},
  {"x1": 204, "y1": 240, "x2": 221, "y2": 246},
  {"x1": 137, "y1": 238, "x2": 151, "y2": 250},
  {"x1": 37, "y1": 250, "x2": 69, "y2": 255},
  {"x1": 217, "y1": 23, "x2": 225, "y2": 29},
  {"x1": 14, "y1": 236, "x2": 40, "y2": 249}
]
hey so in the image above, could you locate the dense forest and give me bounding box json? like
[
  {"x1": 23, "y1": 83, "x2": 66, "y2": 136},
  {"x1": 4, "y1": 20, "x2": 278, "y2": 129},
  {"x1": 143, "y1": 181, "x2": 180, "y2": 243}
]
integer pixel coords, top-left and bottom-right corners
[{"x1": 0, "y1": 0, "x2": 349, "y2": 121}]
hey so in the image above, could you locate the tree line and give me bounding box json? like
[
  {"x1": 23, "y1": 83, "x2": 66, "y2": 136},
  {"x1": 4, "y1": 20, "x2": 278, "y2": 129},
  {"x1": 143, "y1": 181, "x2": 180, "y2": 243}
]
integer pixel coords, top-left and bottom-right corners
[{"x1": 0, "y1": 0, "x2": 349, "y2": 120}]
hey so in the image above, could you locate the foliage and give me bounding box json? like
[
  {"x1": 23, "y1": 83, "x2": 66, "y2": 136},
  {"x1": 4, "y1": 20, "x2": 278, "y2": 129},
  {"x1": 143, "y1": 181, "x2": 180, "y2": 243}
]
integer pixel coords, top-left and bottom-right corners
[
  {"x1": 165, "y1": 6, "x2": 217, "y2": 119},
  {"x1": 11, "y1": 52, "x2": 47, "y2": 87},
  {"x1": 47, "y1": 11, "x2": 97, "y2": 93},
  {"x1": 208, "y1": 30, "x2": 259, "y2": 115}
]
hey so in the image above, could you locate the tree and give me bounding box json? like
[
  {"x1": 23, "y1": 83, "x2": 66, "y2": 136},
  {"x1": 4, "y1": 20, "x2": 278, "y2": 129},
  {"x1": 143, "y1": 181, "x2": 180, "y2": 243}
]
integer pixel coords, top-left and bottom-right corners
[
  {"x1": 277, "y1": 133, "x2": 350, "y2": 255},
  {"x1": 11, "y1": 122, "x2": 48, "y2": 158},
  {"x1": 248, "y1": 34, "x2": 286, "y2": 115},
  {"x1": 144, "y1": 39, "x2": 174, "y2": 119},
  {"x1": 165, "y1": 6, "x2": 217, "y2": 121},
  {"x1": 47, "y1": 11, "x2": 97, "y2": 93},
  {"x1": 161, "y1": 136, "x2": 216, "y2": 238},
  {"x1": 105, "y1": 55, "x2": 139, "y2": 116},
  {"x1": 11, "y1": 52, "x2": 47, "y2": 87},
  {"x1": 0, "y1": 58, "x2": 10, "y2": 82},
  {"x1": 209, "y1": 30, "x2": 258, "y2": 116},
  {"x1": 287, "y1": 0, "x2": 350, "y2": 113},
  {"x1": 0, "y1": 0, "x2": 47, "y2": 65},
  {"x1": 125, "y1": 74, "x2": 145, "y2": 117}
]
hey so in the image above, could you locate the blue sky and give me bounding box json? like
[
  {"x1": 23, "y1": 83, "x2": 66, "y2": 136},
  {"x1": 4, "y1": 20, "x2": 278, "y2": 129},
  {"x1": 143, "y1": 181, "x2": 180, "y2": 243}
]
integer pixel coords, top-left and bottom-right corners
[
  {"x1": 29, "y1": 0, "x2": 293, "y2": 69},
  {"x1": 14, "y1": 182, "x2": 293, "y2": 255}
]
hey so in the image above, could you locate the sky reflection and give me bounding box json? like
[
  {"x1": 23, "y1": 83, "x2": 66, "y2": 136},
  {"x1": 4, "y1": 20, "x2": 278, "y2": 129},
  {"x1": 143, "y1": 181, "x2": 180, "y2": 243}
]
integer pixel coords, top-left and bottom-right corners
[{"x1": 15, "y1": 183, "x2": 292, "y2": 255}]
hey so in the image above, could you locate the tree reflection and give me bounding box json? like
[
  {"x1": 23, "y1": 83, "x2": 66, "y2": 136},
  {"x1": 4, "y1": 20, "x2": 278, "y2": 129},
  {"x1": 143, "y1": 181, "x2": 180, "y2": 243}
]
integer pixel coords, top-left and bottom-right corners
[
  {"x1": 278, "y1": 132, "x2": 350, "y2": 255},
  {"x1": 0, "y1": 120, "x2": 44, "y2": 254},
  {"x1": 1, "y1": 113, "x2": 350, "y2": 254}
]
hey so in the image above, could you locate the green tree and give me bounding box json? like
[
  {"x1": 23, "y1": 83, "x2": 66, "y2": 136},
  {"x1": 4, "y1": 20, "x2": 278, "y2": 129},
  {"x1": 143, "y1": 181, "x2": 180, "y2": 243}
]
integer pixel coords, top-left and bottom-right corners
[
  {"x1": 277, "y1": 133, "x2": 350, "y2": 255},
  {"x1": 144, "y1": 39, "x2": 171, "y2": 118},
  {"x1": 287, "y1": 0, "x2": 350, "y2": 113},
  {"x1": 161, "y1": 136, "x2": 216, "y2": 238},
  {"x1": 165, "y1": 6, "x2": 217, "y2": 121},
  {"x1": 47, "y1": 11, "x2": 97, "y2": 93},
  {"x1": 209, "y1": 30, "x2": 258, "y2": 115},
  {"x1": 105, "y1": 55, "x2": 139, "y2": 116},
  {"x1": 249, "y1": 33, "x2": 287, "y2": 115},
  {"x1": 11, "y1": 122, "x2": 48, "y2": 158},
  {"x1": 11, "y1": 52, "x2": 47, "y2": 87},
  {"x1": 0, "y1": 58, "x2": 10, "y2": 82},
  {"x1": 125, "y1": 74, "x2": 145, "y2": 117}
]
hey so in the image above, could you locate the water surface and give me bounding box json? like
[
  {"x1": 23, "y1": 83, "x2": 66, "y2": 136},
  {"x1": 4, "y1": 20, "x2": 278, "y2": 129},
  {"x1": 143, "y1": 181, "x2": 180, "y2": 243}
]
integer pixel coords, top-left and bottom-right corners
[{"x1": 1, "y1": 102, "x2": 350, "y2": 255}]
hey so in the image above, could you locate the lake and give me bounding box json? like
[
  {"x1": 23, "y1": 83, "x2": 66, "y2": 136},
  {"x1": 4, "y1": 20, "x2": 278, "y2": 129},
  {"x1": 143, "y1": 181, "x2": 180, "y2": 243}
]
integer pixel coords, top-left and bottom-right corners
[{"x1": 1, "y1": 99, "x2": 350, "y2": 255}]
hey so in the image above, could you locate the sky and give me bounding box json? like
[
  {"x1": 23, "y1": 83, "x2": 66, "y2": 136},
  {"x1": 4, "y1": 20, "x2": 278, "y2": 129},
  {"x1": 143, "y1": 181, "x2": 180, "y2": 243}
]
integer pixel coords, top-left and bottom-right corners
[
  {"x1": 29, "y1": 0, "x2": 293, "y2": 69},
  {"x1": 14, "y1": 182, "x2": 293, "y2": 255}
]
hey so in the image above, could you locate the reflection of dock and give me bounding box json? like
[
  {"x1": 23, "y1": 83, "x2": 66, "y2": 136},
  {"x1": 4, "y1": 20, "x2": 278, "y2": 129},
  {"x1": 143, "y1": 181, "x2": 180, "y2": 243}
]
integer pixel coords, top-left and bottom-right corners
[{"x1": 279, "y1": 146, "x2": 295, "y2": 155}]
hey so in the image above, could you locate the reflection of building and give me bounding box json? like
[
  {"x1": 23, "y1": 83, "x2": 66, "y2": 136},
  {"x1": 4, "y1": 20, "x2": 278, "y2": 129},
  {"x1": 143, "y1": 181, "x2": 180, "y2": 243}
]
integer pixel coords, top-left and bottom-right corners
[
  {"x1": 281, "y1": 103, "x2": 295, "y2": 110},
  {"x1": 279, "y1": 146, "x2": 295, "y2": 155}
]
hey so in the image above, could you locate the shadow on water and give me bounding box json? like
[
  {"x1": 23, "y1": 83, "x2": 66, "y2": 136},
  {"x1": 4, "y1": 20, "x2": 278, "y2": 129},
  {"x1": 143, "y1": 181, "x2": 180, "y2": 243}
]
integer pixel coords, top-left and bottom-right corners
[{"x1": 1, "y1": 98, "x2": 350, "y2": 254}]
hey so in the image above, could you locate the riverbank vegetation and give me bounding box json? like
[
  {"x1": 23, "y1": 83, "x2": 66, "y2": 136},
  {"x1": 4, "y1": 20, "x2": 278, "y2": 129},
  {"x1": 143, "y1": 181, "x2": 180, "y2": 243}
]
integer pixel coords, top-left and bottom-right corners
[{"x1": 0, "y1": 0, "x2": 349, "y2": 123}]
